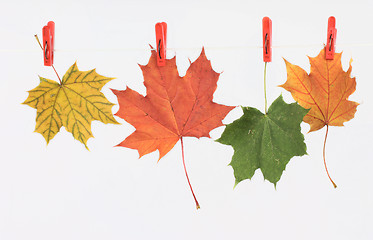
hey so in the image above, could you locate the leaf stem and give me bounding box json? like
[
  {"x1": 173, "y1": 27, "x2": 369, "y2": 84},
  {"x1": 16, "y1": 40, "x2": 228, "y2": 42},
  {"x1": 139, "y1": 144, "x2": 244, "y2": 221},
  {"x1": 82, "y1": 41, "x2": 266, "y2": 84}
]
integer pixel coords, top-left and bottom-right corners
[
  {"x1": 264, "y1": 62, "x2": 268, "y2": 114},
  {"x1": 34, "y1": 34, "x2": 43, "y2": 50},
  {"x1": 34, "y1": 34, "x2": 62, "y2": 84},
  {"x1": 180, "y1": 137, "x2": 200, "y2": 210},
  {"x1": 51, "y1": 65, "x2": 62, "y2": 84},
  {"x1": 323, "y1": 125, "x2": 337, "y2": 188}
]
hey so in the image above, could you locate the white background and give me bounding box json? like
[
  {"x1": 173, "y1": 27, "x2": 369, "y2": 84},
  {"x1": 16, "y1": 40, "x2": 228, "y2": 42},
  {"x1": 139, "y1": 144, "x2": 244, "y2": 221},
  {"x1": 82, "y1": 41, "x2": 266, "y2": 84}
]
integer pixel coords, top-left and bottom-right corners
[{"x1": 0, "y1": 0, "x2": 372, "y2": 239}]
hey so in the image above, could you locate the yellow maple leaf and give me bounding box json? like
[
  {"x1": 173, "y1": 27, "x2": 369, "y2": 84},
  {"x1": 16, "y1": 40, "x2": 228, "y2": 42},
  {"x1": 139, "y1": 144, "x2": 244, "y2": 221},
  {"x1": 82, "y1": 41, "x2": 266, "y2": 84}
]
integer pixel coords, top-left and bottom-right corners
[{"x1": 23, "y1": 63, "x2": 119, "y2": 148}]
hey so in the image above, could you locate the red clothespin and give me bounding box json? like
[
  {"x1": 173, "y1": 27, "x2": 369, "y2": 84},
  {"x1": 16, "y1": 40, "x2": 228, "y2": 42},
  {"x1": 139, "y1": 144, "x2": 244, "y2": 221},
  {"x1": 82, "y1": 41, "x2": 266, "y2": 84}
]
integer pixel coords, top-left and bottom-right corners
[
  {"x1": 42, "y1": 21, "x2": 55, "y2": 66},
  {"x1": 155, "y1": 22, "x2": 167, "y2": 66},
  {"x1": 262, "y1": 17, "x2": 272, "y2": 62},
  {"x1": 326, "y1": 16, "x2": 337, "y2": 60}
]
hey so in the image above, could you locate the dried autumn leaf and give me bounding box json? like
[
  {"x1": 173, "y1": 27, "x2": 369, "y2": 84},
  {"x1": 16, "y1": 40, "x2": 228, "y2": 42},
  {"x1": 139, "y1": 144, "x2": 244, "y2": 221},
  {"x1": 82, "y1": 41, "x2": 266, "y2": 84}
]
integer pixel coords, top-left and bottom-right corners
[
  {"x1": 280, "y1": 48, "x2": 359, "y2": 187},
  {"x1": 281, "y1": 48, "x2": 358, "y2": 131},
  {"x1": 23, "y1": 63, "x2": 119, "y2": 148},
  {"x1": 112, "y1": 48, "x2": 234, "y2": 208}
]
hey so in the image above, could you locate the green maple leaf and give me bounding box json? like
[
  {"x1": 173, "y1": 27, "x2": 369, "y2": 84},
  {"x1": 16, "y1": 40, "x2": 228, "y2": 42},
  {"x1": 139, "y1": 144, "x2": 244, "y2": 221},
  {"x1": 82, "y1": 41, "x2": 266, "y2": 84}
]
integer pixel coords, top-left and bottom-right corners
[{"x1": 217, "y1": 95, "x2": 309, "y2": 186}]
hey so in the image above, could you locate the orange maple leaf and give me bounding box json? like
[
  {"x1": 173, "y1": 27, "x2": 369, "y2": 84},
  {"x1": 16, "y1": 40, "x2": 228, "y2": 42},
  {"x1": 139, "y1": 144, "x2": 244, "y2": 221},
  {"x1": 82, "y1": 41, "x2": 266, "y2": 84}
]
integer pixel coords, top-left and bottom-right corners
[
  {"x1": 281, "y1": 48, "x2": 358, "y2": 132},
  {"x1": 281, "y1": 47, "x2": 359, "y2": 187},
  {"x1": 112, "y1": 48, "x2": 234, "y2": 208}
]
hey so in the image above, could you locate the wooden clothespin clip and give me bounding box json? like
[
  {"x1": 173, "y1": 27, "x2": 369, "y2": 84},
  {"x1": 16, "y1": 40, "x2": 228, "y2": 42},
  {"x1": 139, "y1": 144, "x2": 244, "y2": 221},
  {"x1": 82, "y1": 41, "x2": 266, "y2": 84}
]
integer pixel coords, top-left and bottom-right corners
[
  {"x1": 326, "y1": 16, "x2": 337, "y2": 60},
  {"x1": 155, "y1": 22, "x2": 167, "y2": 66},
  {"x1": 42, "y1": 21, "x2": 55, "y2": 66},
  {"x1": 262, "y1": 17, "x2": 272, "y2": 62}
]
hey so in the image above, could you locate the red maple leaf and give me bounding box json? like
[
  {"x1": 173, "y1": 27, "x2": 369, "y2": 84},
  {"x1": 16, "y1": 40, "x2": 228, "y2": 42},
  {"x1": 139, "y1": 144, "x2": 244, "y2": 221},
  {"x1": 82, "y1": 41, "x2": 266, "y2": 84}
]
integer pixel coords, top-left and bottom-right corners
[{"x1": 112, "y1": 48, "x2": 234, "y2": 209}]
